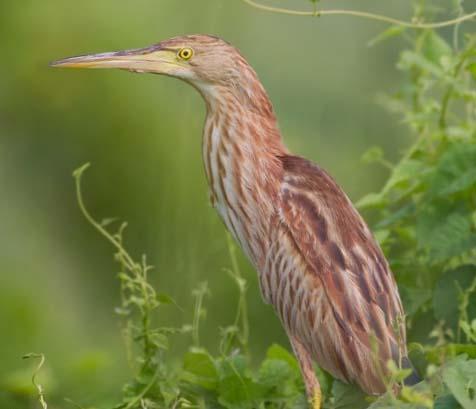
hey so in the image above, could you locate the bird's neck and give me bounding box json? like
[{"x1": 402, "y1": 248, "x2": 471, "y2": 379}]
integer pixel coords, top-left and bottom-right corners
[
  {"x1": 200, "y1": 83, "x2": 286, "y2": 154},
  {"x1": 201, "y1": 85, "x2": 287, "y2": 266}
]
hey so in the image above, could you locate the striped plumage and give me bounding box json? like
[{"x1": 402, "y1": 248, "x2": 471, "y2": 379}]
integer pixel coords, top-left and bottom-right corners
[
  {"x1": 195, "y1": 35, "x2": 410, "y2": 395},
  {"x1": 52, "y1": 34, "x2": 418, "y2": 407}
]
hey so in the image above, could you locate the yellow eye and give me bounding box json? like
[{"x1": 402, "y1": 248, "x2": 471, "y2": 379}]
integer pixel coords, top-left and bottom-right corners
[{"x1": 178, "y1": 48, "x2": 193, "y2": 61}]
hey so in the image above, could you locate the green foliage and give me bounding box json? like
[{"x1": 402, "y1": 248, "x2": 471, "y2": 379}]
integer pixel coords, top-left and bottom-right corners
[
  {"x1": 359, "y1": 25, "x2": 476, "y2": 323},
  {"x1": 356, "y1": 3, "x2": 476, "y2": 407},
  {"x1": 443, "y1": 357, "x2": 476, "y2": 409}
]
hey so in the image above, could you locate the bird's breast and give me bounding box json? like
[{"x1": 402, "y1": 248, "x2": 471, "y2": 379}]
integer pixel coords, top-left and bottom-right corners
[{"x1": 201, "y1": 120, "x2": 278, "y2": 267}]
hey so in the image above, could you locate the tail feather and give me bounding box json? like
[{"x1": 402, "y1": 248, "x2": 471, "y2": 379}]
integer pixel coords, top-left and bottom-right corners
[{"x1": 402, "y1": 356, "x2": 421, "y2": 386}]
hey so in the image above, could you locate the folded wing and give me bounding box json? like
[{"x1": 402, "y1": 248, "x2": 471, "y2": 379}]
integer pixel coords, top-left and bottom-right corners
[{"x1": 260, "y1": 155, "x2": 407, "y2": 394}]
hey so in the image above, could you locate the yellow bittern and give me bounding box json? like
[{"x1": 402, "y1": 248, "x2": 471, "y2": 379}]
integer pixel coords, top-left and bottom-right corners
[{"x1": 52, "y1": 35, "x2": 419, "y2": 408}]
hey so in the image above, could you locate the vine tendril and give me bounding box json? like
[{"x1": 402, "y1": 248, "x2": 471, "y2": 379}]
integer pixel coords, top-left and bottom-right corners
[{"x1": 241, "y1": 0, "x2": 476, "y2": 29}]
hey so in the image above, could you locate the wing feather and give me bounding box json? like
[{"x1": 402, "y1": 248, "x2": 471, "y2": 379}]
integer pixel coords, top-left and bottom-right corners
[{"x1": 263, "y1": 155, "x2": 407, "y2": 394}]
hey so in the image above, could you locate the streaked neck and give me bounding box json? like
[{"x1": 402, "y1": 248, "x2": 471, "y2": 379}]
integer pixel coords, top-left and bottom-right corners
[{"x1": 200, "y1": 85, "x2": 287, "y2": 266}]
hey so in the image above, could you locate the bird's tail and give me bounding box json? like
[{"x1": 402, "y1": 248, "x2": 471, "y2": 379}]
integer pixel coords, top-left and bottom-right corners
[{"x1": 402, "y1": 356, "x2": 421, "y2": 386}]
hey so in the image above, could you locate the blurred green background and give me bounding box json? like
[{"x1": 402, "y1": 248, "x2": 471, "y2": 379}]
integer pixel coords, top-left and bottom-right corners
[{"x1": 0, "y1": 0, "x2": 429, "y2": 407}]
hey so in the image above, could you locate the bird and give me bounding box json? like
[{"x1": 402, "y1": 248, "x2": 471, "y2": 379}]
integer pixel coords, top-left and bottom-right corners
[{"x1": 51, "y1": 34, "x2": 419, "y2": 408}]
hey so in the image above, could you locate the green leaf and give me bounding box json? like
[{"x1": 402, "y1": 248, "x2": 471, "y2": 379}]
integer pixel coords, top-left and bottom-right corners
[
  {"x1": 398, "y1": 50, "x2": 444, "y2": 77},
  {"x1": 368, "y1": 25, "x2": 406, "y2": 47},
  {"x1": 376, "y1": 203, "x2": 415, "y2": 229},
  {"x1": 257, "y1": 359, "x2": 294, "y2": 388},
  {"x1": 182, "y1": 351, "x2": 218, "y2": 390},
  {"x1": 356, "y1": 192, "x2": 386, "y2": 209},
  {"x1": 467, "y1": 63, "x2": 476, "y2": 80},
  {"x1": 157, "y1": 293, "x2": 177, "y2": 305},
  {"x1": 429, "y1": 144, "x2": 476, "y2": 197},
  {"x1": 218, "y1": 354, "x2": 248, "y2": 379},
  {"x1": 431, "y1": 213, "x2": 476, "y2": 262},
  {"x1": 217, "y1": 374, "x2": 266, "y2": 409},
  {"x1": 100, "y1": 217, "x2": 118, "y2": 227},
  {"x1": 426, "y1": 344, "x2": 476, "y2": 364},
  {"x1": 437, "y1": 167, "x2": 476, "y2": 196},
  {"x1": 265, "y1": 344, "x2": 300, "y2": 374},
  {"x1": 421, "y1": 31, "x2": 452, "y2": 67},
  {"x1": 114, "y1": 306, "x2": 131, "y2": 316},
  {"x1": 332, "y1": 380, "x2": 368, "y2": 409},
  {"x1": 374, "y1": 229, "x2": 390, "y2": 246},
  {"x1": 443, "y1": 359, "x2": 476, "y2": 409},
  {"x1": 382, "y1": 159, "x2": 425, "y2": 194},
  {"x1": 369, "y1": 396, "x2": 431, "y2": 409},
  {"x1": 416, "y1": 206, "x2": 476, "y2": 263},
  {"x1": 434, "y1": 394, "x2": 461, "y2": 409},
  {"x1": 149, "y1": 332, "x2": 169, "y2": 350},
  {"x1": 433, "y1": 265, "x2": 476, "y2": 329},
  {"x1": 400, "y1": 286, "x2": 432, "y2": 316},
  {"x1": 256, "y1": 358, "x2": 304, "y2": 402},
  {"x1": 362, "y1": 146, "x2": 385, "y2": 164}
]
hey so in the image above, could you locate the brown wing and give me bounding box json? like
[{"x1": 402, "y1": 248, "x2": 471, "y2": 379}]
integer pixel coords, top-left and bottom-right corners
[{"x1": 263, "y1": 155, "x2": 407, "y2": 394}]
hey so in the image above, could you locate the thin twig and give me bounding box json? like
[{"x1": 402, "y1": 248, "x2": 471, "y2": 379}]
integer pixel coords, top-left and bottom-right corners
[
  {"x1": 22, "y1": 353, "x2": 48, "y2": 409},
  {"x1": 439, "y1": 37, "x2": 476, "y2": 129},
  {"x1": 226, "y1": 234, "x2": 249, "y2": 355},
  {"x1": 192, "y1": 282, "x2": 209, "y2": 348},
  {"x1": 73, "y1": 163, "x2": 138, "y2": 273},
  {"x1": 241, "y1": 0, "x2": 476, "y2": 28},
  {"x1": 123, "y1": 366, "x2": 161, "y2": 409},
  {"x1": 73, "y1": 163, "x2": 160, "y2": 369}
]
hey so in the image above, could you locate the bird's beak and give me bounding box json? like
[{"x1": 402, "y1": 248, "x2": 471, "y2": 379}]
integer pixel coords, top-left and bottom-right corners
[{"x1": 50, "y1": 45, "x2": 178, "y2": 74}]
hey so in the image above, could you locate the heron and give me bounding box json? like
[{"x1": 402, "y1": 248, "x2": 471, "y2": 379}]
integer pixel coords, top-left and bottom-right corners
[{"x1": 52, "y1": 34, "x2": 419, "y2": 408}]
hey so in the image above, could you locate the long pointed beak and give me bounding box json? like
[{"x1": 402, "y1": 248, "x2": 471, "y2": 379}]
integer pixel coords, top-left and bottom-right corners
[{"x1": 50, "y1": 45, "x2": 176, "y2": 73}]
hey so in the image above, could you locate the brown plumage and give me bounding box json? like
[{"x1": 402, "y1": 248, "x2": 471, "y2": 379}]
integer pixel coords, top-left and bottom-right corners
[{"x1": 52, "y1": 34, "x2": 418, "y2": 408}]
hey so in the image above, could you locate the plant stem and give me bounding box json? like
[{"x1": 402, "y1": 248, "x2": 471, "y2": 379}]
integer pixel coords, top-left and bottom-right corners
[
  {"x1": 439, "y1": 40, "x2": 476, "y2": 129},
  {"x1": 73, "y1": 164, "x2": 137, "y2": 273},
  {"x1": 226, "y1": 235, "x2": 250, "y2": 355},
  {"x1": 22, "y1": 353, "x2": 48, "y2": 409},
  {"x1": 123, "y1": 366, "x2": 161, "y2": 409},
  {"x1": 241, "y1": 0, "x2": 476, "y2": 29}
]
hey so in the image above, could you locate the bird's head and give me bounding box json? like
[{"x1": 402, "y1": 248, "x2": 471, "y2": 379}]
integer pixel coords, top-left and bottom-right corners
[{"x1": 51, "y1": 34, "x2": 258, "y2": 98}]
